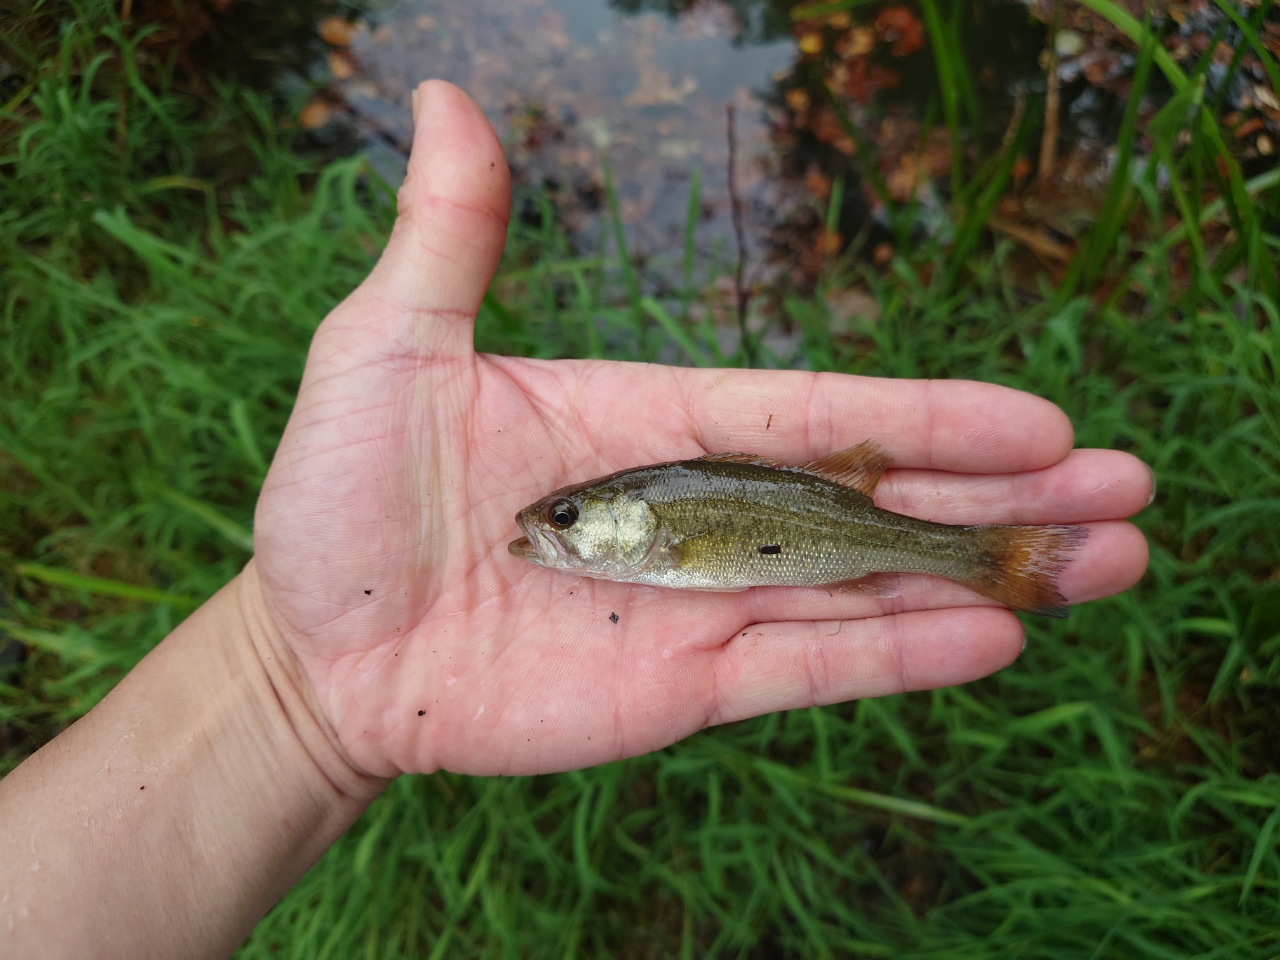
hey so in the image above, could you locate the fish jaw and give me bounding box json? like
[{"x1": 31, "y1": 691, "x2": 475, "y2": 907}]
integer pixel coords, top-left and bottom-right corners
[
  {"x1": 510, "y1": 517, "x2": 574, "y2": 570},
  {"x1": 507, "y1": 535, "x2": 536, "y2": 561}
]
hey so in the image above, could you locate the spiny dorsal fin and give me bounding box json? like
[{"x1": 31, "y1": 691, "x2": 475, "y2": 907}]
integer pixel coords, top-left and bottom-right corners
[
  {"x1": 692, "y1": 452, "x2": 785, "y2": 468},
  {"x1": 797, "y1": 440, "x2": 891, "y2": 497}
]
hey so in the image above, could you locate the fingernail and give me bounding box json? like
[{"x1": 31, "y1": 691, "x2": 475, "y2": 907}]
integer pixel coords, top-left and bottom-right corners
[
  {"x1": 411, "y1": 87, "x2": 420, "y2": 127},
  {"x1": 1145, "y1": 463, "x2": 1157, "y2": 507}
]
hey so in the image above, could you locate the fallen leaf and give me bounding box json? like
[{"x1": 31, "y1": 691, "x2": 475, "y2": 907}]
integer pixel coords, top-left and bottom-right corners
[
  {"x1": 785, "y1": 87, "x2": 811, "y2": 113},
  {"x1": 875, "y1": 7, "x2": 924, "y2": 58},
  {"x1": 798, "y1": 32, "x2": 824, "y2": 55},
  {"x1": 1055, "y1": 30, "x2": 1085, "y2": 57},
  {"x1": 815, "y1": 229, "x2": 842, "y2": 255},
  {"x1": 299, "y1": 99, "x2": 334, "y2": 130},
  {"x1": 845, "y1": 58, "x2": 899, "y2": 103},
  {"x1": 319, "y1": 16, "x2": 356, "y2": 47},
  {"x1": 328, "y1": 50, "x2": 355, "y2": 80},
  {"x1": 1234, "y1": 116, "x2": 1265, "y2": 139},
  {"x1": 885, "y1": 154, "x2": 919, "y2": 202},
  {"x1": 805, "y1": 168, "x2": 832, "y2": 198},
  {"x1": 838, "y1": 28, "x2": 876, "y2": 59},
  {"x1": 987, "y1": 216, "x2": 1075, "y2": 262}
]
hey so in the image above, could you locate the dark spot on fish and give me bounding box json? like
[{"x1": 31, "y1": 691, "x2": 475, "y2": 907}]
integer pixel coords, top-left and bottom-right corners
[
  {"x1": 609, "y1": 612, "x2": 619, "y2": 624},
  {"x1": 758, "y1": 545, "x2": 782, "y2": 555},
  {"x1": 140, "y1": 785, "x2": 145, "y2": 790},
  {"x1": 766, "y1": 414, "x2": 773, "y2": 430},
  {"x1": 417, "y1": 710, "x2": 425, "y2": 716},
  {"x1": 364, "y1": 589, "x2": 372, "y2": 595}
]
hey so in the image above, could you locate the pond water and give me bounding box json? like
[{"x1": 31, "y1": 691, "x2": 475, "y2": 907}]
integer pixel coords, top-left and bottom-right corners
[
  {"x1": 336, "y1": 0, "x2": 799, "y2": 284},
  {"x1": 315, "y1": 0, "x2": 1277, "y2": 294}
]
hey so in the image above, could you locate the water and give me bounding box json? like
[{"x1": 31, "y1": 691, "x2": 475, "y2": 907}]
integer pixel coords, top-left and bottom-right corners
[
  {"x1": 339, "y1": 0, "x2": 798, "y2": 286},
  {"x1": 321, "y1": 0, "x2": 1277, "y2": 295}
]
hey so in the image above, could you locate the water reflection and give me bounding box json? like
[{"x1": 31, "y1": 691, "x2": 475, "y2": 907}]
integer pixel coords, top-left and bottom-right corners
[
  {"x1": 337, "y1": 0, "x2": 795, "y2": 288},
  {"x1": 320, "y1": 0, "x2": 1278, "y2": 295}
]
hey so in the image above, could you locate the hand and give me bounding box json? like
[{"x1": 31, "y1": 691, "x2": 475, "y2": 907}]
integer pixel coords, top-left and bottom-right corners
[{"x1": 252, "y1": 81, "x2": 1150, "y2": 780}]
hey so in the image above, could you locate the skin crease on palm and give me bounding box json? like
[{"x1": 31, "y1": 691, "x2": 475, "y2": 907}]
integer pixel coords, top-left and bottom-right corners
[{"x1": 252, "y1": 81, "x2": 1151, "y2": 783}]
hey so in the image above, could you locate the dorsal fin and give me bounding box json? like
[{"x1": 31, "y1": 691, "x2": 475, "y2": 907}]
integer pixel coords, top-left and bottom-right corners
[
  {"x1": 692, "y1": 452, "x2": 785, "y2": 468},
  {"x1": 797, "y1": 440, "x2": 891, "y2": 497}
]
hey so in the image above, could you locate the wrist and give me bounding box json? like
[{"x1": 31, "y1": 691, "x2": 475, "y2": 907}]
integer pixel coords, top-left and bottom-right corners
[
  {"x1": 234, "y1": 558, "x2": 389, "y2": 799},
  {"x1": 0, "y1": 561, "x2": 386, "y2": 958}
]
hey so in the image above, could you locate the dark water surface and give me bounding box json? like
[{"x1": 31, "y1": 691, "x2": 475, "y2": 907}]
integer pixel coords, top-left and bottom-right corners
[
  {"x1": 339, "y1": 0, "x2": 801, "y2": 281},
  {"x1": 318, "y1": 0, "x2": 1276, "y2": 297}
]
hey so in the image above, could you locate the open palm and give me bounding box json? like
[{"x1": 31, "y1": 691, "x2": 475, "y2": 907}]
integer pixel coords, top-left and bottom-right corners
[{"x1": 253, "y1": 83, "x2": 1149, "y2": 780}]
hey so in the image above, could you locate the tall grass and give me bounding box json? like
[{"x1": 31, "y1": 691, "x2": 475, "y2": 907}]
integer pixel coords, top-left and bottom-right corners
[{"x1": 2, "y1": 1, "x2": 1278, "y2": 956}]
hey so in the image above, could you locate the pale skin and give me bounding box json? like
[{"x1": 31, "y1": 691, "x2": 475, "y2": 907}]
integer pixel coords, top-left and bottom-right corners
[{"x1": 0, "y1": 82, "x2": 1151, "y2": 958}]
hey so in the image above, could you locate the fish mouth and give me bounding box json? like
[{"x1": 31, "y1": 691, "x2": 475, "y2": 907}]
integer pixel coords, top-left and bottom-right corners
[
  {"x1": 509, "y1": 521, "x2": 568, "y2": 568},
  {"x1": 507, "y1": 536, "x2": 536, "y2": 561}
]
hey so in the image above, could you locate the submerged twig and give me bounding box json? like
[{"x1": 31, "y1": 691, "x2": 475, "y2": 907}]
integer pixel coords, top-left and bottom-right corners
[
  {"x1": 725, "y1": 103, "x2": 756, "y2": 367},
  {"x1": 1038, "y1": 0, "x2": 1061, "y2": 189}
]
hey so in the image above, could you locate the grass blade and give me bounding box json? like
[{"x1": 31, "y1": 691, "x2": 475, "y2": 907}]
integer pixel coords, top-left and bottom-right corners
[
  {"x1": 159, "y1": 489, "x2": 254, "y2": 552},
  {"x1": 640, "y1": 298, "x2": 712, "y2": 367},
  {"x1": 1239, "y1": 806, "x2": 1280, "y2": 905},
  {"x1": 15, "y1": 563, "x2": 199, "y2": 609}
]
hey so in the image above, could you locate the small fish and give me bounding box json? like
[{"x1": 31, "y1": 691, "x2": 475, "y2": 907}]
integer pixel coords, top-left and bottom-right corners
[{"x1": 508, "y1": 441, "x2": 1087, "y2": 617}]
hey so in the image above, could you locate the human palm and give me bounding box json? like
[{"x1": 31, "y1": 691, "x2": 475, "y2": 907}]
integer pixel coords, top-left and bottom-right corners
[{"x1": 253, "y1": 83, "x2": 1150, "y2": 780}]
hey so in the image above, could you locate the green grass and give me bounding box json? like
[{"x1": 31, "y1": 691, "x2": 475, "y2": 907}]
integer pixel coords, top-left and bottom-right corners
[{"x1": 2, "y1": 1, "x2": 1280, "y2": 956}]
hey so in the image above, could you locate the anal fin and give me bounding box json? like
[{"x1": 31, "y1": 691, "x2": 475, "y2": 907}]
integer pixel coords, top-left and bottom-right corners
[{"x1": 830, "y1": 571, "x2": 903, "y2": 598}]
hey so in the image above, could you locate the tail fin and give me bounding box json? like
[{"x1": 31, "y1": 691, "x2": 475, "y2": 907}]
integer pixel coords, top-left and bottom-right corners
[{"x1": 964, "y1": 525, "x2": 1088, "y2": 618}]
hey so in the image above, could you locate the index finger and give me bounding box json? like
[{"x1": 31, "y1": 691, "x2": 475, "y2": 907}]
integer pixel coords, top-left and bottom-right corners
[{"x1": 678, "y1": 369, "x2": 1075, "y2": 473}]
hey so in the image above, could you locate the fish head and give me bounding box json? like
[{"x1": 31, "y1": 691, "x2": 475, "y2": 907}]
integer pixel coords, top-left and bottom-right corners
[{"x1": 509, "y1": 480, "x2": 660, "y2": 579}]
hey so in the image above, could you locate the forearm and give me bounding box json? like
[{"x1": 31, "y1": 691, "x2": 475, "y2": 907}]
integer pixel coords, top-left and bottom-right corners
[{"x1": 0, "y1": 561, "x2": 386, "y2": 959}]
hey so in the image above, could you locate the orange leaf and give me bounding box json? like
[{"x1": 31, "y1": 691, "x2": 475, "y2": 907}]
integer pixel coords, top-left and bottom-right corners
[{"x1": 319, "y1": 16, "x2": 356, "y2": 47}]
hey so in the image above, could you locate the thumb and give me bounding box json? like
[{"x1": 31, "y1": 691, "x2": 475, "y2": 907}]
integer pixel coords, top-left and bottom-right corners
[{"x1": 359, "y1": 80, "x2": 511, "y2": 355}]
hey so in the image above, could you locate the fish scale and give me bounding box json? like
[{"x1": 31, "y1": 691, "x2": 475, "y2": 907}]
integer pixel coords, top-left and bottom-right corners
[{"x1": 626, "y1": 461, "x2": 980, "y2": 590}]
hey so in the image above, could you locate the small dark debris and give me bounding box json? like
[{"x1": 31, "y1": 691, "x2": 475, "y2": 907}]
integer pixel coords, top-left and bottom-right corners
[
  {"x1": 139, "y1": 785, "x2": 145, "y2": 790},
  {"x1": 417, "y1": 710, "x2": 425, "y2": 716},
  {"x1": 758, "y1": 544, "x2": 782, "y2": 555},
  {"x1": 364, "y1": 589, "x2": 372, "y2": 595},
  {"x1": 609, "y1": 612, "x2": 619, "y2": 624}
]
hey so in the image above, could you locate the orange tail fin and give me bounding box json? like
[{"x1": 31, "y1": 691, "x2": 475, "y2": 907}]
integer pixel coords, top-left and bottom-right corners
[{"x1": 964, "y1": 525, "x2": 1088, "y2": 618}]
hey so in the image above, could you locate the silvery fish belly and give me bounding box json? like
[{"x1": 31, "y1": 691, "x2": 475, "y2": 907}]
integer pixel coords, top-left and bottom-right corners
[{"x1": 508, "y1": 441, "x2": 1087, "y2": 618}]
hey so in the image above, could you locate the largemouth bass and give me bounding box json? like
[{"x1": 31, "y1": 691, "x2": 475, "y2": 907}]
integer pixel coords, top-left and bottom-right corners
[{"x1": 508, "y1": 441, "x2": 1086, "y2": 617}]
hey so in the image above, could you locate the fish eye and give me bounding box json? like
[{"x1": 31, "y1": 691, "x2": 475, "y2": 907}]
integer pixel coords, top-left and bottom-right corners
[{"x1": 547, "y1": 499, "x2": 578, "y2": 529}]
